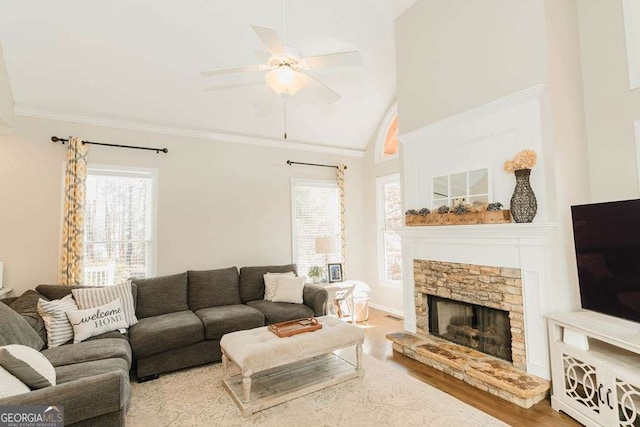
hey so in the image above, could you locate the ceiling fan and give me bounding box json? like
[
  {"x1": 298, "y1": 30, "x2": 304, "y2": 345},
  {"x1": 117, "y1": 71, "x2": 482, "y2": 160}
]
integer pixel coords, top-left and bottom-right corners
[{"x1": 200, "y1": 24, "x2": 363, "y2": 104}]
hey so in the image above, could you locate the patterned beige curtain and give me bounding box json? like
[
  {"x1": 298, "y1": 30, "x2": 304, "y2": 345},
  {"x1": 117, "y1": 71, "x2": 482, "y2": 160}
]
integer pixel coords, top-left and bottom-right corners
[
  {"x1": 59, "y1": 137, "x2": 88, "y2": 285},
  {"x1": 337, "y1": 163, "x2": 346, "y2": 277}
]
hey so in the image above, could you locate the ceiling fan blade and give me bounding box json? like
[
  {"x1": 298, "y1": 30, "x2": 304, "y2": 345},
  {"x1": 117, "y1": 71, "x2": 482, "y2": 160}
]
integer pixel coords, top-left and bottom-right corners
[
  {"x1": 200, "y1": 65, "x2": 265, "y2": 77},
  {"x1": 254, "y1": 50, "x2": 271, "y2": 64},
  {"x1": 302, "y1": 51, "x2": 363, "y2": 69},
  {"x1": 305, "y1": 75, "x2": 341, "y2": 104},
  {"x1": 202, "y1": 82, "x2": 265, "y2": 91},
  {"x1": 251, "y1": 25, "x2": 285, "y2": 56}
]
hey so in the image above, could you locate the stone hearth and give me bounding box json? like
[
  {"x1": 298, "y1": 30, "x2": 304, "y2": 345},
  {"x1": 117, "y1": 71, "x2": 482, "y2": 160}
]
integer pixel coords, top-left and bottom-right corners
[
  {"x1": 387, "y1": 332, "x2": 550, "y2": 408},
  {"x1": 387, "y1": 259, "x2": 550, "y2": 408}
]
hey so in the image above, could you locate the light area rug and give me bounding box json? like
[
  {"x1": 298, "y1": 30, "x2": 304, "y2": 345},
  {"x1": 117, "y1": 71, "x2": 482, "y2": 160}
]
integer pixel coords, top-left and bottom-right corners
[{"x1": 127, "y1": 353, "x2": 507, "y2": 427}]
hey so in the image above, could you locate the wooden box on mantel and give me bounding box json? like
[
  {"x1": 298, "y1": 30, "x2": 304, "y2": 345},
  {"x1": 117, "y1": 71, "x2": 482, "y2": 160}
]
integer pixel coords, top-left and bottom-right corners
[{"x1": 405, "y1": 210, "x2": 512, "y2": 226}]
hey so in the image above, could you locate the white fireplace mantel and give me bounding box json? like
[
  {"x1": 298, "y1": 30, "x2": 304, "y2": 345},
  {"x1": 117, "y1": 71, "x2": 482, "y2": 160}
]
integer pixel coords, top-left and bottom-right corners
[{"x1": 397, "y1": 223, "x2": 557, "y2": 379}]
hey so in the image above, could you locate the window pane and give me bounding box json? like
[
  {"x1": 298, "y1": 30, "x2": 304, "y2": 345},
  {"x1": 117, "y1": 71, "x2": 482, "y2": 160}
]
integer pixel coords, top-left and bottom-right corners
[
  {"x1": 384, "y1": 231, "x2": 402, "y2": 281},
  {"x1": 293, "y1": 183, "x2": 341, "y2": 279},
  {"x1": 450, "y1": 173, "x2": 467, "y2": 198},
  {"x1": 433, "y1": 176, "x2": 448, "y2": 199},
  {"x1": 383, "y1": 181, "x2": 402, "y2": 229},
  {"x1": 84, "y1": 170, "x2": 153, "y2": 286},
  {"x1": 469, "y1": 169, "x2": 488, "y2": 195},
  {"x1": 378, "y1": 175, "x2": 402, "y2": 283}
]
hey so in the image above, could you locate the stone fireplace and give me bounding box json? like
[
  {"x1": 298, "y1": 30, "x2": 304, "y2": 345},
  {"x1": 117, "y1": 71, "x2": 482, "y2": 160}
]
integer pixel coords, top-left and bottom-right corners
[
  {"x1": 415, "y1": 260, "x2": 525, "y2": 370},
  {"x1": 428, "y1": 295, "x2": 512, "y2": 362}
]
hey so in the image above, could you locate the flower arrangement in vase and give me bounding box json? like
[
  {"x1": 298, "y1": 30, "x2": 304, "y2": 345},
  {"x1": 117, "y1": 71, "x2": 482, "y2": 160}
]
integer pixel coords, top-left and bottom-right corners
[{"x1": 504, "y1": 149, "x2": 538, "y2": 223}]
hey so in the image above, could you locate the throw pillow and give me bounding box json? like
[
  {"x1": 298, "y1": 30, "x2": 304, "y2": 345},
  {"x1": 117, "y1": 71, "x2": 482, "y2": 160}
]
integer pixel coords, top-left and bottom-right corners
[
  {"x1": 66, "y1": 299, "x2": 128, "y2": 343},
  {"x1": 10, "y1": 290, "x2": 49, "y2": 346},
  {"x1": 72, "y1": 281, "x2": 138, "y2": 327},
  {"x1": 271, "y1": 276, "x2": 306, "y2": 304},
  {"x1": 0, "y1": 301, "x2": 45, "y2": 351},
  {"x1": 0, "y1": 366, "x2": 30, "y2": 398},
  {"x1": 0, "y1": 344, "x2": 56, "y2": 389},
  {"x1": 37, "y1": 294, "x2": 78, "y2": 348},
  {"x1": 263, "y1": 272, "x2": 296, "y2": 301}
]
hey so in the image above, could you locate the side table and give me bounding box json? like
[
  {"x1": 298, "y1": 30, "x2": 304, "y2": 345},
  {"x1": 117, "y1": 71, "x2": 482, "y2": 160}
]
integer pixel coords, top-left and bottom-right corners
[{"x1": 316, "y1": 282, "x2": 356, "y2": 323}]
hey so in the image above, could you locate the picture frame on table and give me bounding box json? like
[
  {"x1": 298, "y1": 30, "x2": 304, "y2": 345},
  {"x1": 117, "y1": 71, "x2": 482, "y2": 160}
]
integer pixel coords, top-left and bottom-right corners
[
  {"x1": 336, "y1": 298, "x2": 351, "y2": 318},
  {"x1": 327, "y1": 263, "x2": 343, "y2": 283}
]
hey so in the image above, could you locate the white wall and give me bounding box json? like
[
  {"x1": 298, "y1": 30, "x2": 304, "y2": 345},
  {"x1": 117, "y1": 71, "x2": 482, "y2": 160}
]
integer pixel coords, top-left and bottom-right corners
[
  {"x1": 577, "y1": 0, "x2": 640, "y2": 201},
  {"x1": 0, "y1": 116, "x2": 365, "y2": 296},
  {"x1": 395, "y1": 0, "x2": 548, "y2": 133},
  {"x1": 0, "y1": 42, "x2": 14, "y2": 132},
  {"x1": 362, "y1": 123, "x2": 403, "y2": 316}
]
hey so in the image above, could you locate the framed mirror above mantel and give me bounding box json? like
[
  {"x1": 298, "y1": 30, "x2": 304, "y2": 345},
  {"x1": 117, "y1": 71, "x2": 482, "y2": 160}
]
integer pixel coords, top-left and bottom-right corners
[{"x1": 432, "y1": 168, "x2": 491, "y2": 209}]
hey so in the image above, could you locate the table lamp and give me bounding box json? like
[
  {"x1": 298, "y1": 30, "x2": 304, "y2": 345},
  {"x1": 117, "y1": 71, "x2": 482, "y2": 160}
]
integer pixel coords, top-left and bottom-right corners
[{"x1": 315, "y1": 236, "x2": 337, "y2": 281}]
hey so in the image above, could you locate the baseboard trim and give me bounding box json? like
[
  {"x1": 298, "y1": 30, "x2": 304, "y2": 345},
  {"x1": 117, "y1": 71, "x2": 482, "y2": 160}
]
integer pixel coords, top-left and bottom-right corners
[{"x1": 369, "y1": 302, "x2": 404, "y2": 319}]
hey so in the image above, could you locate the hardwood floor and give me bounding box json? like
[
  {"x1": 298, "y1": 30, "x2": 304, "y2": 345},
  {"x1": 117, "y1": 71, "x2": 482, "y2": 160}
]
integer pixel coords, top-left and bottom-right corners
[{"x1": 358, "y1": 308, "x2": 581, "y2": 427}]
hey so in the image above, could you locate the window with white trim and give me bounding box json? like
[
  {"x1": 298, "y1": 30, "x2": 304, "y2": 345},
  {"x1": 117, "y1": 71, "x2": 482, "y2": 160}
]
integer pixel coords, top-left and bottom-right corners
[
  {"x1": 377, "y1": 174, "x2": 402, "y2": 284},
  {"x1": 375, "y1": 103, "x2": 399, "y2": 162},
  {"x1": 83, "y1": 166, "x2": 156, "y2": 286},
  {"x1": 292, "y1": 179, "x2": 342, "y2": 280}
]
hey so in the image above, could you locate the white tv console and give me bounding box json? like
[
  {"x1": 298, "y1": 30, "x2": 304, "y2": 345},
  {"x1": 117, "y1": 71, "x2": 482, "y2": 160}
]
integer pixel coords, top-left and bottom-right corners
[{"x1": 547, "y1": 310, "x2": 640, "y2": 426}]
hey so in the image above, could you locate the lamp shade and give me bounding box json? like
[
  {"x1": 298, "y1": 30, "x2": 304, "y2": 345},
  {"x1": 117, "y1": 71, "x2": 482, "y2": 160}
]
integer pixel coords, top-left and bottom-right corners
[
  {"x1": 315, "y1": 236, "x2": 338, "y2": 255},
  {"x1": 265, "y1": 67, "x2": 307, "y2": 97}
]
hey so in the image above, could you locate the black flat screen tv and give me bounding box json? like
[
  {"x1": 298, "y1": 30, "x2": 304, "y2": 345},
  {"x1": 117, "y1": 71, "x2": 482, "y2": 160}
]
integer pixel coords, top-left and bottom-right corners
[{"x1": 572, "y1": 199, "x2": 640, "y2": 323}]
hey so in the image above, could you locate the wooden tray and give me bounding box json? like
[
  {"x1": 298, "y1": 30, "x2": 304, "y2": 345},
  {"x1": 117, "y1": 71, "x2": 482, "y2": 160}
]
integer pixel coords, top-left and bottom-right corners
[{"x1": 268, "y1": 318, "x2": 322, "y2": 338}]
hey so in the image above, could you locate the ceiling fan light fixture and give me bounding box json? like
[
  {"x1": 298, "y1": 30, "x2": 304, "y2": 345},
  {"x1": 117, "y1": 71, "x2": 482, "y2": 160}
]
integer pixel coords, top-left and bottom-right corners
[{"x1": 265, "y1": 67, "x2": 307, "y2": 96}]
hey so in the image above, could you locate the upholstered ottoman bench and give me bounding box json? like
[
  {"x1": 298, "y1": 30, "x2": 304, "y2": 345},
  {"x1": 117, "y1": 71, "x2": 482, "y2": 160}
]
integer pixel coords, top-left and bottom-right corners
[{"x1": 220, "y1": 316, "x2": 365, "y2": 416}]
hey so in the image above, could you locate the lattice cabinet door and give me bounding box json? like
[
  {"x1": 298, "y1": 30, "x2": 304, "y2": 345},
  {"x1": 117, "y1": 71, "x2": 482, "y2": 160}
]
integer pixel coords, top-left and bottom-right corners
[
  {"x1": 558, "y1": 345, "x2": 610, "y2": 426},
  {"x1": 613, "y1": 370, "x2": 640, "y2": 427}
]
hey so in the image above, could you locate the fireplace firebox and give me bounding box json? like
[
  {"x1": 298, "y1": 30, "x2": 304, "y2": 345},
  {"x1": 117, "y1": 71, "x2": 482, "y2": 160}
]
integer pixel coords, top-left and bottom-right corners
[{"x1": 428, "y1": 295, "x2": 512, "y2": 362}]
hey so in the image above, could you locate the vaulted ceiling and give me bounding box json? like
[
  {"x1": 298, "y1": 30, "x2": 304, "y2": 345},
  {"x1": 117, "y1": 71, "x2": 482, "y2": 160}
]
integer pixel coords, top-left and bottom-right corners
[{"x1": 0, "y1": 0, "x2": 417, "y2": 152}]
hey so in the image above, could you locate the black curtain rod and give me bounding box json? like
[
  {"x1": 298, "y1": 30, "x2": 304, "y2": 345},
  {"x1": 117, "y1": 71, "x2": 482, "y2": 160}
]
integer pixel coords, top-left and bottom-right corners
[
  {"x1": 286, "y1": 160, "x2": 346, "y2": 170},
  {"x1": 51, "y1": 136, "x2": 168, "y2": 154}
]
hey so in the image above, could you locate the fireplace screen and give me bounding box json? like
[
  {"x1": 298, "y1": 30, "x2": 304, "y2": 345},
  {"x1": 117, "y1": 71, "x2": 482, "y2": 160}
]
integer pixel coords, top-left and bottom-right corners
[{"x1": 428, "y1": 295, "x2": 512, "y2": 362}]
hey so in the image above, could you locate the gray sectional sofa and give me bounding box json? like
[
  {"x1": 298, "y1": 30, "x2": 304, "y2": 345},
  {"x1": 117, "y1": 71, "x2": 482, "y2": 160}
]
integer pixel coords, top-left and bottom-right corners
[{"x1": 0, "y1": 264, "x2": 328, "y2": 426}]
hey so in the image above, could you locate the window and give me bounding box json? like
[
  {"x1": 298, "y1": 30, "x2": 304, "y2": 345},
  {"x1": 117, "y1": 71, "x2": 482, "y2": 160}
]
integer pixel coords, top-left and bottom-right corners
[
  {"x1": 292, "y1": 179, "x2": 341, "y2": 279},
  {"x1": 83, "y1": 165, "x2": 156, "y2": 286},
  {"x1": 375, "y1": 103, "x2": 399, "y2": 162},
  {"x1": 377, "y1": 174, "x2": 402, "y2": 284}
]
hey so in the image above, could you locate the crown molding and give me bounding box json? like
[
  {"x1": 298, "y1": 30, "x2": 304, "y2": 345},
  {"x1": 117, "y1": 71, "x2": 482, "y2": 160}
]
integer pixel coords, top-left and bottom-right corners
[{"x1": 14, "y1": 105, "x2": 366, "y2": 158}]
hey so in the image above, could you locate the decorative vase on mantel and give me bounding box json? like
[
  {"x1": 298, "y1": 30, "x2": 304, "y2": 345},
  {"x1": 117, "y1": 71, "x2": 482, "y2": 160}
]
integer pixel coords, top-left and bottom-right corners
[{"x1": 510, "y1": 168, "x2": 537, "y2": 223}]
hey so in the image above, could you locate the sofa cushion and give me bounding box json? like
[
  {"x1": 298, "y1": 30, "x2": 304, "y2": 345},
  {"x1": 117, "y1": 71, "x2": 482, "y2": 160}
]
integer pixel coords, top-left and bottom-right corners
[
  {"x1": 195, "y1": 305, "x2": 264, "y2": 340},
  {"x1": 42, "y1": 338, "x2": 132, "y2": 369},
  {"x1": 72, "y1": 282, "x2": 138, "y2": 326},
  {"x1": 0, "y1": 366, "x2": 29, "y2": 398},
  {"x1": 55, "y1": 358, "x2": 129, "y2": 384},
  {"x1": 36, "y1": 283, "x2": 138, "y2": 310},
  {"x1": 271, "y1": 276, "x2": 306, "y2": 304},
  {"x1": 9, "y1": 290, "x2": 48, "y2": 345},
  {"x1": 239, "y1": 264, "x2": 297, "y2": 303},
  {"x1": 0, "y1": 345, "x2": 56, "y2": 389},
  {"x1": 0, "y1": 300, "x2": 44, "y2": 350},
  {"x1": 264, "y1": 272, "x2": 295, "y2": 301},
  {"x1": 129, "y1": 311, "x2": 204, "y2": 359},
  {"x1": 37, "y1": 295, "x2": 78, "y2": 348},
  {"x1": 132, "y1": 273, "x2": 188, "y2": 318},
  {"x1": 187, "y1": 267, "x2": 241, "y2": 311},
  {"x1": 246, "y1": 300, "x2": 314, "y2": 325},
  {"x1": 65, "y1": 299, "x2": 129, "y2": 343},
  {"x1": 36, "y1": 284, "x2": 84, "y2": 301}
]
